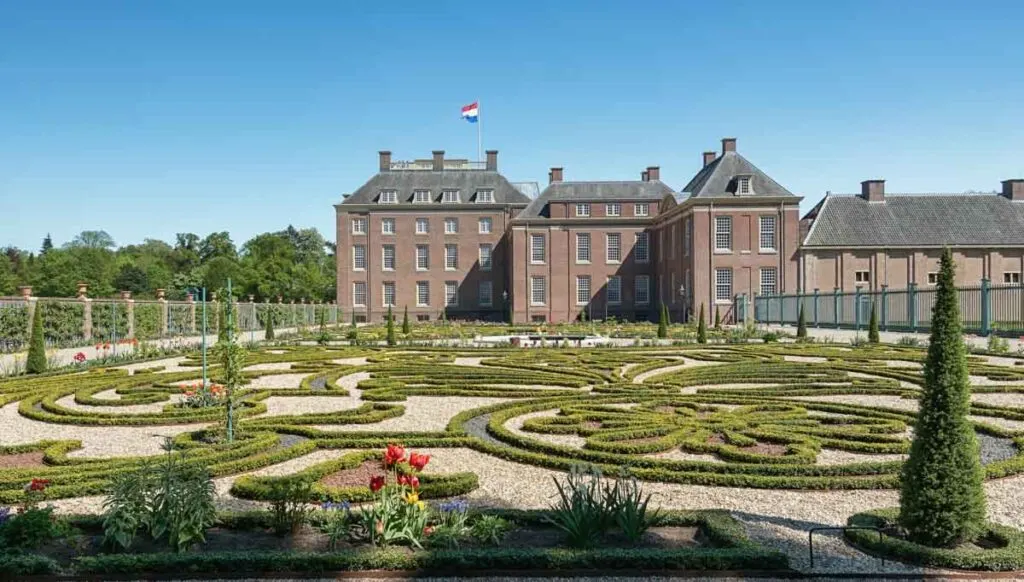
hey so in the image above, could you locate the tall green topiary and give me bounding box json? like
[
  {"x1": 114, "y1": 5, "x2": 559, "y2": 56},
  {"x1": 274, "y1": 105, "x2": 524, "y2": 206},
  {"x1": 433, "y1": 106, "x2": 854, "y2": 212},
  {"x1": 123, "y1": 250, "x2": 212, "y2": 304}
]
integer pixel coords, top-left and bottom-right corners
[
  {"x1": 899, "y1": 247, "x2": 986, "y2": 548},
  {"x1": 657, "y1": 303, "x2": 668, "y2": 338},
  {"x1": 264, "y1": 308, "x2": 275, "y2": 340},
  {"x1": 697, "y1": 303, "x2": 707, "y2": 344},
  {"x1": 217, "y1": 302, "x2": 228, "y2": 343},
  {"x1": 868, "y1": 301, "x2": 880, "y2": 344},
  {"x1": 714, "y1": 305, "x2": 721, "y2": 330},
  {"x1": 402, "y1": 306, "x2": 410, "y2": 335},
  {"x1": 796, "y1": 305, "x2": 807, "y2": 339},
  {"x1": 386, "y1": 306, "x2": 396, "y2": 346},
  {"x1": 26, "y1": 302, "x2": 46, "y2": 374},
  {"x1": 351, "y1": 311, "x2": 356, "y2": 328}
]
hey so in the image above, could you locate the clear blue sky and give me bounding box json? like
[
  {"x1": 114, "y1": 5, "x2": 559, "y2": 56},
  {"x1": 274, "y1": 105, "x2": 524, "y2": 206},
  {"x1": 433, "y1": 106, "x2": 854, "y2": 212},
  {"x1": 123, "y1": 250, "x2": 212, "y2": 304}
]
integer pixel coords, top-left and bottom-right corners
[{"x1": 3, "y1": 0, "x2": 1023, "y2": 250}]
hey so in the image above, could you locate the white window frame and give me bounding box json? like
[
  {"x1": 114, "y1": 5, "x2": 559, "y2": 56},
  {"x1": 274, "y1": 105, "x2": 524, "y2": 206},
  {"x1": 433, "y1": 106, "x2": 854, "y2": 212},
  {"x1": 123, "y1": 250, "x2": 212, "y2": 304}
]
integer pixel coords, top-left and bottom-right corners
[
  {"x1": 530, "y1": 233, "x2": 546, "y2": 264},
  {"x1": 478, "y1": 217, "x2": 492, "y2": 234},
  {"x1": 479, "y1": 281, "x2": 493, "y2": 307},
  {"x1": 607, "y1": 276, "x2": 622, "y2": 305},
  {"x1": 442, "y1": 190, "x2": 461, "y2": 203},
  {"x1": 635, "y1": 275, "x2": 650, "y2": 305},
  {"x1": 760, "y1": 267, "x2": 778, "y2": 296},
  {"x1": 530, "y1": 276, "x2": 546, "y2": 306},
  {"x1": 576, "y1": 275, "x2": 591, "y2": 306},
  {"x1": 445, "y1": 244, "x2": 458, "y2": 270},
  {"x1": 378, "y1": 190, "x2": 398, "y2": 204},
  {"x1": 1005, "y1": 272, "x2": 1022, "y2": 284},
  {"x1": 714, "y1": 216, "x2": 732, "y2": 252},
  {"x1": 635, "y1": 232, "x2": 649, "y2": 264},
  {"x1": 352, "y1": 217, "x2": 367, "y2": 235},
  {"x1": 479, "y1": 244, "x2": 493, "y2": 271},
  {"x1": 444, "y1": 217, "x2": 459, "y2": 234},
  {"x1": 634, "y1": 203, "x2": 649, "y2": 217},
  {"x1": 352, "y1": 282, "x2": 366, "y2": 306},
  {"x1": 606, "y1": 233, "x2": 621, "y2": 263},
  {"x1": 737, "y1": 176, "x2": 751, "y2": 195},
  {"x1": 416, "y1": 281, "x2": 429, "y2": 307},
  {"x1": 381, "y1": 218, "x2": 395, "y2": 235},
  {"x1": 575, "y1": 203, "x2": 590, "y2": 217},
  {"x1": 414, "y1": 190, "x2": 431, "y2": 204},
  {"x1": 759, "y1": 215, "x2": 777, "y2": 252},
  {"x1": 382, "y1": 282, "x2": 396, "y2": 307},
  {"x1": 855, "y1": 270, "x2": 870, "y2": 284},
  {"x1": 475, "y1": 190, "x2": 494, "y2": 203},
  {"x1": 415, "y1": 245, "x2": 429, "y2": 271},
  {"x1": 444, "y1": 281, "x2": 458, "y2": 306},
  {"x1": 927, "y1": 272, "x2": 939, "y2": 286},
  {"x1": 382, "y1": 244, "x2": 396, "y2": 271},
  {"x1": 715, "y1": 268, "x2": 733, "y2": 302},
  {"x1": 352, "y1": 245, "x2": 366, "y2": 271},
  {"x1": 606, "y1": 203, "x2": 621, "y2": 217},
  {"x1": 415, "y1": 218, "x2": 429, "y2": 234},
  {"x1": 576, "y1": 233, "x2": 591, "y2": 263}
]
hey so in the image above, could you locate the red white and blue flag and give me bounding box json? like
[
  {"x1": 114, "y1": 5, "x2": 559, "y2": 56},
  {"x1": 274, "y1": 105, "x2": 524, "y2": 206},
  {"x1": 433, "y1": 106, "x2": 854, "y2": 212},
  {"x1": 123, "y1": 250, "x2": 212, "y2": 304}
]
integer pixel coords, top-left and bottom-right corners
[{"x1": 461, "y1": 102, "x2": 479, "y2": 123}]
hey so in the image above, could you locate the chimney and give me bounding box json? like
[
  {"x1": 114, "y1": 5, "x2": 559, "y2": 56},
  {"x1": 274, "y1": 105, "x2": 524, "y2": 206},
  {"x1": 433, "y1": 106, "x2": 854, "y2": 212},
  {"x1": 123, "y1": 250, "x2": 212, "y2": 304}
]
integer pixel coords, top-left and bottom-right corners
[
  {"x1": 860, "y1": 180, "x2": 886, "y2": 203},
  {"x1": 549, "y1": 167, "x2": 563, "y2": 183},
  {"x1": 703, "y1": 151, "x2": 717, "y2": 167},
  {"x1": 1002, "y1": 179, "x2": 1024, "y2": 202},
  {"x1": 378, "y1": 150, "x2": 392, "y2": 172},
  {"x1": 432, "y1": 150, "x2": 445, "y2": 171},
  {"x1": 646, "y1": 166, "x2": 660, "y2": 181},
  {"x1": 721, "y1": 138, "x2": 737, "y2": 154},
  {"x1": 485, "y1": 150, "x2": 498, "y2": 171},
  {"x1": 641, "y1": 170, "x2": 649, "y2": 182}
]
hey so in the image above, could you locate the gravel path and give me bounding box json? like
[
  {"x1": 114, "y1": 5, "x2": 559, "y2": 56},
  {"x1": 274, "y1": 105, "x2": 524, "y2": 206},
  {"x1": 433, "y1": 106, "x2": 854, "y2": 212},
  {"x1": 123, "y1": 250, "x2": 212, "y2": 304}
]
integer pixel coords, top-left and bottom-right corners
[
  {"x1": 54, "y1": 392, "x2": 182, "y2": 415},
  {"x1": 259, "y1": 395, "x2": 363, "y2": 416},
  {"x1": 314, "y1": 396, "x2": 513, "y2": 433},
  {"x1": 114, "y1": 356, "x2": 194, "y2": 374},
  {"x1": 242, "y1": 362, "x2": 295, "y2": 372},
  {"x1": 506, "y1": 410, "x2": 587, "y2": 449},
  {"x1": 452, "y1": 357, "x2": 486, "y2": 367},
  {"x1": 332, "y1": 357, "x2": 369, "y2": 366},
  {"x1": 632, "y1": 358, "x2": 722, "y2": 384},
  {"x1": 783, "y1": 355, "x2": 828, "y2": 363},
  {"x1": 244, "y1": 373, "x2": 313, "y2": 389}
]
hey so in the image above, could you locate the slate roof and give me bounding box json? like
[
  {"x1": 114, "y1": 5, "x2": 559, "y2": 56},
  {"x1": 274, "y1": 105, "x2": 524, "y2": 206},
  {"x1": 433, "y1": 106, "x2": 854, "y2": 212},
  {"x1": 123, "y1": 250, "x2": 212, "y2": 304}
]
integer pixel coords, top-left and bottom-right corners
[
  {"x1": 340, "y1": 170, "x2": 531, "y2": 206},
  {"x1": 517, "y1": 180, "x2": 674, "y2": 219},
  {"x1": 511, "y1": 181, "x2": 541, "y2": 199},
  {"x1": 681, "y1": 151, "x2": 796, "y2": 199},
  {"x1": 803, "y1": 193, "x2": 1024, "y2": 247}
]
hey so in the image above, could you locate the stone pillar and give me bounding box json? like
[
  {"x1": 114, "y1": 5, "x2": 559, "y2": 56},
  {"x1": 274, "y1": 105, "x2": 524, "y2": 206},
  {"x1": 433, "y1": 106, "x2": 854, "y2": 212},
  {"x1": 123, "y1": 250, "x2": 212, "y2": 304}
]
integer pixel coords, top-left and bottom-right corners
[
  {"x1": 186, "y1": 292, "x2": 197, "y2": 334},
  {"x1": 77, "y1": 283, "x2": 92, "y2": 341},
  {"x1": 121, "y1": 290, "x2": 135, "y2": 339},
  {"x1": 156, "y1": 289, "x2": 169, "y2": 337},
  {"x1": 18, "y1": 286, "x2": 34, "y2": 338}
]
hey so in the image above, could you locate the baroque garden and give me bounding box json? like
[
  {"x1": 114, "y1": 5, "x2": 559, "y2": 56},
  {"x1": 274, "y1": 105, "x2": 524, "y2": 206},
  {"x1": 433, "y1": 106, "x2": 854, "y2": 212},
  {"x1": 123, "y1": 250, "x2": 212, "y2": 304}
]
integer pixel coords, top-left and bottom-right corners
[{"x1": 2, "y1": 271, "x2": 1024, "y2": 576}]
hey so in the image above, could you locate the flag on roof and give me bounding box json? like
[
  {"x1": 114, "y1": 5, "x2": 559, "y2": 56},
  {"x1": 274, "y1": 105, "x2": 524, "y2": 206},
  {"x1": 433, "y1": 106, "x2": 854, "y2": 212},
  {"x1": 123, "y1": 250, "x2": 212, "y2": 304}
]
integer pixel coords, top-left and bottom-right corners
[{"x1": 461, "y1": 102, "x2": 479, "y2": 123}]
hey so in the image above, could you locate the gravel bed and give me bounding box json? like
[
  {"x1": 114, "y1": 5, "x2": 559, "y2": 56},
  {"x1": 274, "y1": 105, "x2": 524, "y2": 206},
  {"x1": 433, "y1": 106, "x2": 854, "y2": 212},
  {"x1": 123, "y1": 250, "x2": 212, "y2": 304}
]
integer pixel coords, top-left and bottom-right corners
[
  {"x1": 883, "y1": 360, "x2": 922, "y2": 368},
  {"x1": 331, "y1": 357, "x2": 368, "y2": 366},
  {"x1": 452, "y1": 357, "x2": 485, "y2": 367},
  {"x1": 242, "y1": 362, "x2": 295, "y2": 372},
  {"x1": 980, "y1": 433, "x2": 1019, "y2": 464},
  {"x1": 113, "y1": 356, "x2": 194, "y2": 374},
  {"x1": 258, "y1": 395, "x2": 363, "y2": 416},
  {"x1": 787, "y1": 394, "x2": 918, "y2": 412},
  {"x1": 646, "y1": 449, "x2": 723, "y2": 463},
  {"x1": 505, "y1": 410, "x2": 587, "y2": 449},
  {"x1": 314, "y1": 396, "x2": 513, "y2": 433},
  {"x1": 54, "y1": 392, "x2": 181, "y2": 415},
  {"x1": 971, "y1": 392, "x2": 1024, "y2": 406},
  {"x1": 783, "y1": 355, "x2": 828, "y2": 363},
  {"x1": 814, "y1": 449, "x2": 906, "y2": 466},
  {"x1": 244, "y1": 373, "x2": 313, "y2": 389},
  {"x1": 681, "y1": 383, "x2": 780, "y2": 395},
  {"x1": 969, "y1": 415, "x2": 1024, "y2": 431},
  {"x1": 463, "y1": 414, "x2": 504, "y2": 446},
  {"x1": 632, "y1": 359, "x2": 721, "y2": 384},
  {"x1": 971, "y1": 374, "x2": 1024, "y2": 386}
]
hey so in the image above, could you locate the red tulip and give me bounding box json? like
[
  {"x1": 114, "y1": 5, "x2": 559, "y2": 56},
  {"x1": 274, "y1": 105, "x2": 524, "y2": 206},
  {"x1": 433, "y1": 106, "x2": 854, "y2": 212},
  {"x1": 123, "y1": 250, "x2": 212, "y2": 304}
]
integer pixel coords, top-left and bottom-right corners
[
  {"x1": 409, "y1": 475, "x2": 420, "y2": 489},
  {"x1": 397, "y1": 474, "x2": 410, "y2": 486},
  {"x1": 383, "y1": 444, "x2": 406, "y2": 467},
  {"x1": 408, "y1": 452, "x2": 430, "y2": 471},
  {"x1": 369, "y1": 475, "x2": 385, "y2": 492},
  {"x1": 423, "y1": 525, "x2": 434, "y2": 536}
]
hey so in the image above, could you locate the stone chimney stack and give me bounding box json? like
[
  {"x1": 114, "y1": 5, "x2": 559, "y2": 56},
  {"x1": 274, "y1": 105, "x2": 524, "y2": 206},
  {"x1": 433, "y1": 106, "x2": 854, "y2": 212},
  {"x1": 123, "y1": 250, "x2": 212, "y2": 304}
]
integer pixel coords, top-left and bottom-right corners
[
  {"x1": 432, "y1": 150, "x2": 445, "y2": 171},
  {"x1": 549, "y1": 167, "x2": 563, "y2": 183},
  {"x1": 485, "y1": 150, "x2": 498, "y2": 171},
  {"x1": 378, "y1": 151, "x2": 392, "y2": 172},
  {"x1": 1002, "y1": 179, "x2": 1024, "y2": 202},
  {"x1": 703, "y1": 151, "x2": 717, "y2": 167},
  {"x1": 646, "y1": 166, "x2": 660, "y2": 181},
  {"x1": 861, "y1": 180, "x2": 886, "y2": 203},
  {"x1": 641, "y1": 170, "x2": 649, "y2": 182},
  {"x1": 721, "y1": 138, "x2": 737, "y2": 154}
]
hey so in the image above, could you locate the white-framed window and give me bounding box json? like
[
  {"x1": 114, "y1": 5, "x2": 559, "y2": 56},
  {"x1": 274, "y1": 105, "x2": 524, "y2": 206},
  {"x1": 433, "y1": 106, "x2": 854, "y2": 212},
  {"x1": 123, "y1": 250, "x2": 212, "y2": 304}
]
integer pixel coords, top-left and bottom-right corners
[
  {"x1": 416, "y1": 281, "x2": 429, "y2": 306},
  {"x1": 479, "y1": 281, "x2": 493, "y2": 307},
  {"x1": 928, "y1": 272, "x2": 939, "y2": 285},
  {"x1": 635, "y1": 203, "x2": 649, "y2": 217},
  {"x1": 855, "y1": 270, "x2": 870, "y2": 284},
  {"x1": 715, "y1": 268, "x2": 733, "y2": 302},
  {"x1": 737, "y1": 176, "x2": 752, "y2": 195},
  {"x1": 714, "y1": 216, "x2": 732, "y2": 251},
  {"x1": 606, "y1": 203, "x2": 621, "y2": 217},
  {"x1": 415, "y1": 218, "x2": 429, "y2": 234},
  {"x1": 759, "y1": 216, "x2": 776, "y2": 251},
  {"x1": 607, "y1": 276, "x2": 622, "y2": 304},
  {"x1": 476, "y1": 190, "x2": 494, "y2": 203},
  {"x1": 1005, "y1": 272, "x2": 1022, "y2": 284},
  {"x1": 530, "y1": 276, "x2": 546, "y2": 305},
  {"x1": 479, "y1": 244, "x2": 493, "y2": 271},
  {"x1": 442, "y1": 190, "x2": 461, "y2": 203},
  {"x1": 576, "y1": 275, "x2": 591, "y2": 305},
  {"x1": 445, "y1": 244, "x2": 458, "y2": 270},
  {"x1": 576, "y1": 233, "x2": 591, "y2": 263},
  {"x1": 444, "y1": 218, "x2": 458, "y2": 234},
  {"x1": 415, "y1": 245, "x2": 429, "y2": 270},
  {"x1": 635, "y1": 232, "x2": 649, "y2": 263},
  {"x1": 760, "y1": 268, "x2": 777, "y2": 296},
  {"x1": 352, "y1": 245, "x2": 366, "y2": 270},
  {"x1": 531, "y1": 234, "x2": 546, "y2": 263},
  {"x1": 352, "y1": 217, "x2": 367, "y2": 234},
  {"x1": 576, "y1": 203, "x2": 590, "y2": 217},
  {"x1": 378, "y1": 190, "x2": 398, "y2": 204},
  {"x1": 606, "y1": 233, "x2": 621, "y2": 263},
  {"x1": 414, "y1": 190, "x2": 431, "y2": 203},
  {"x1": 478, "y1": 217, "x2": 492, "y2": 234},
  {"x1": 382, "y1": 282, "x2": 396, "y2": 306},
  {"x1": 352, "y1": 282, "x2": 367, "y2": 306},
  {"x1": 382, "y1": 244, "x2": 396, "y2": 271},
  {"x1": 445, "y1": 281, "x2": 458, "y2": 306},
  {"x1": 635, "y1": 275, "x2": 650, "y2": 305},
  {"x1": 382, "y1": 218, "x2": 395, "y2": 235}
]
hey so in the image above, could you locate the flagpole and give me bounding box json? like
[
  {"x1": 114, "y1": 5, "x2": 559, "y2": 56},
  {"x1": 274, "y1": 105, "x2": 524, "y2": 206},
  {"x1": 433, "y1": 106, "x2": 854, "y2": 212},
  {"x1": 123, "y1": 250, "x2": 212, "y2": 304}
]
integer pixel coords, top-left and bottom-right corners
[{"x1": 477, "y1": 99, "x2": 482, "y2": 164}]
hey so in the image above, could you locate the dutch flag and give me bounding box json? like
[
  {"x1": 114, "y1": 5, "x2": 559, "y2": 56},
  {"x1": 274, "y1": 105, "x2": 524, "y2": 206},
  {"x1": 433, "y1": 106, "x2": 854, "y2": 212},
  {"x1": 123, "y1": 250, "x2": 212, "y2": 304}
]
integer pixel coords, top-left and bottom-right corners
[{"x1": 461, "y1": 102, "x2": 479, "y2": 123}]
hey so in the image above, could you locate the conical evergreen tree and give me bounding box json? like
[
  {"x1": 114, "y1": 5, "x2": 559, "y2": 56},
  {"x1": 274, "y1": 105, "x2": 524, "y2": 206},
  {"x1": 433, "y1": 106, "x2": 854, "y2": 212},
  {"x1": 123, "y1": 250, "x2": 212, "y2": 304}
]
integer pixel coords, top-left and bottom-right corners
[
  {"x1": 796, "y1": 305, "x2": 807, "y2": 339},
  {"x1": 26, "y1": 303, "x2": 47, "y2": 374},
  {"x1": 899, "y1": 247, "x2": 986, "y2": 547},
  {"x1": 714, "y1": 305, "x2": 721, "y2": 330},
  {"x1": 264, "y1": 308, "x2": 275, "y2": 340},
  {"x1": 696, "y1": 304, "x2": 707, "y2": 344},
  {"x1": 868, "y1": 301, "x2": 880, "y2": 344},
  {"x1": 657, "y1": 303, "x2": 668, "y2": 338},
  {"x1": 386, "y1": 306, "x2": 396, "y2": 346},
  {"x1": 402, "y1": 306, "x2": 411, "y2": 335}
]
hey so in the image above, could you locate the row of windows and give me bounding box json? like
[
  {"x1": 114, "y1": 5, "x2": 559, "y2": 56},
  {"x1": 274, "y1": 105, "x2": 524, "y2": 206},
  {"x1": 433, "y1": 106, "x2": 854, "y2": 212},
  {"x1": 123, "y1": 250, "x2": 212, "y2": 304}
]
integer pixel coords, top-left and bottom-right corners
[
  {"x1": 378, "y1": 189, "x2": 494, "y2": 204},
  {"x1": 353, "y1": 244, "x2": 493, "y2": 271},
  {"x1": 852, "y1": 270, "x2": 1023, "y2": 286},
  {"x1": 526, "y1": 275, "x2": 651, "y2": 307},
  {"x1": 713, "y1": 215, "x2": 777, "y2": 253},
  {"x1": 529, "y1": 232, "x2": 649, "y2": 264},
  {"x1": 353, "y1": 217, "x2": 493, "y2": 235},
  {"x1": 712, "y1": 267, "x2": 779, "y2": 301},
  {"x1": 352, "y1": 281, "x2": 496, "y2": 307},
  {"x1": 573, "y1": 203, "x2": 650, "y2": 217}
]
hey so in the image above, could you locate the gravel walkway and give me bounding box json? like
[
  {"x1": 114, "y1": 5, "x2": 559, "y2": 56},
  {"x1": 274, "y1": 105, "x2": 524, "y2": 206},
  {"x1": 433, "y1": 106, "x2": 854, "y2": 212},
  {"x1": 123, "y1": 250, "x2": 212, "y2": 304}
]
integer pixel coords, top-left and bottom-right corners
[
  {"x1": 114, "y1": 356, "x2": 194, "y2": 374},
  {"x1": 314, "y1": 396, "x2": 513, "y2": 433},
  {"x1": 242, "y1": 362, "x2": 295, "y2": 372},
  {"x1": 244, "y1": 373, "x2": 313, "y2": 389},
  {"x1": 506, "y1": 410, "x2": 587, "y2": 449},
  {"x1": 632, "y1": 359, "x2": 722, "y2": 384},
  {"x1": 54, "y1": 392, "x2": 182, "y2": 415}
]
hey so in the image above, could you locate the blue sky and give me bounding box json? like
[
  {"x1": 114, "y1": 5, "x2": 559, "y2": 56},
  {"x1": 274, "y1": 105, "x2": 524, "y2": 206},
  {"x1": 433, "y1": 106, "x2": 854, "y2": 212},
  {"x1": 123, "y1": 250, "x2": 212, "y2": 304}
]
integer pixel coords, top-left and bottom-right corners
[{"x1": 3, "y1": 0, "x2": 1023, "y2": 250}]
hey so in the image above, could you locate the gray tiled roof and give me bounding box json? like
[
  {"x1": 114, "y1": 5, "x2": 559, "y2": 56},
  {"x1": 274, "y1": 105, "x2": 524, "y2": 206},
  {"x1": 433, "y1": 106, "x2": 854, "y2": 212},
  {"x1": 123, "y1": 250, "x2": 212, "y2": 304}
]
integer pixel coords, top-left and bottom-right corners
[
  {"x1": 511, "y1": 181, "x2": 541, "y2": 199},
  {"x1": 340, "y1": 170, "x2": 531, "y2": 206},
  {"x1": 803, "y1": 194, "x2": 1024, "y2": 247},
  {"x1": 517, "y1": 180, "x2": 674, "y2": 219},
  {"x1": 681, "y1": 151, "x2": 796, "y2": 199}
]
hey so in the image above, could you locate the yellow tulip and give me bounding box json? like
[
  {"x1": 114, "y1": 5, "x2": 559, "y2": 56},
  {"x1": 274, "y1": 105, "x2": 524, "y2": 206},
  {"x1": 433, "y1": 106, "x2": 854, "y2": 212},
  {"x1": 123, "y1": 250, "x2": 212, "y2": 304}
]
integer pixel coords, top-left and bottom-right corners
[
  {"x1": 404, "y1": 491, "x2": 419, "y2": 504},
  {"x1": 416, "y1": 501, "x2": 425, "y2": 511}
]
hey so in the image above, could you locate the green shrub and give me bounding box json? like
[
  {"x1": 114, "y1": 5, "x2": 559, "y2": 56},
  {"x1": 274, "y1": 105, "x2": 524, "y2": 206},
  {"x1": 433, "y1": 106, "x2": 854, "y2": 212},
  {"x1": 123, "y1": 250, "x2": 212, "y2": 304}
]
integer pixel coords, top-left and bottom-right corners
[
  {"x1": 402, "y1": 306, "x2": 411, "y2": 335},
  {"x1": 697, "y1": 304, "x2": 707, "y2": 344},
  {"x1": 714, "y1": 306, "x2": 721, "y2": 330},
  {"x1": 868, "y1": 301, "x2": 879, "y2": 344},
  {"x1": 265, "y1": 309, "x2": 275, "y2": 340},
  {"x1": 470, "y1": 514, "x2": 512, "y2": 545},
  {"x1": 267, "y1": 477, "x2": 314, "y2": 535},
  {"x1": 386, "y1": 306, "x2": 396, "y2": 346},
  {"x1": 796, "y1": 305, "x2": 807, "y2": 339},
  {"x1": 26, "y1": 303, "x2": 46, "y2": 374},
  {"x1": 657, "y1": 304, "x2": 668, "y2": 339}
]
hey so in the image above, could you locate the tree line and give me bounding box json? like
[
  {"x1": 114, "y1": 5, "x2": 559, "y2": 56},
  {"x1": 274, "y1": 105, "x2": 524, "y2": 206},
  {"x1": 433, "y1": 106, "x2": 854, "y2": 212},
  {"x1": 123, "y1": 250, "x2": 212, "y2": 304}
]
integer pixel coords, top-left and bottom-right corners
[{"x1": 0, "y1": 227, "x2": 336, "y2": 302}]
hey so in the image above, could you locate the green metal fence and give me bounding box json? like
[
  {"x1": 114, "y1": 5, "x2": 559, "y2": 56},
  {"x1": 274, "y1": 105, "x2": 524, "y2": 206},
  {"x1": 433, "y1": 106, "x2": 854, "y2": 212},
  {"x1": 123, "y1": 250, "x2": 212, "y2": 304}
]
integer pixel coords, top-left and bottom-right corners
[{"x1": 739, "y1": 280, "x2": 1024, "y2": 336}]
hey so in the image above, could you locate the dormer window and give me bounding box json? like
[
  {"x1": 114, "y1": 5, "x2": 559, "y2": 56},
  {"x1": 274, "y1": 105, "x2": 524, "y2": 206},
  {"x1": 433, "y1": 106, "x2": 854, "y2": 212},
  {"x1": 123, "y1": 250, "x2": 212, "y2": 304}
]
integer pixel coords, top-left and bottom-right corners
[
  {"x1": 442, "y1": 190, "x2": 461, "y2": 203},
  {"x1": 736, "y1": 175, "x2": 753, "y2": 196},
  {"x1": 475, "y1": 189, "x2": 494, "y2": 203},
  {"x1": 414, "y1": 190, "x2": 432, "y2": 203},
  {"x1": 378, "y1": 190, "x2": 398, "y2": 204}
]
